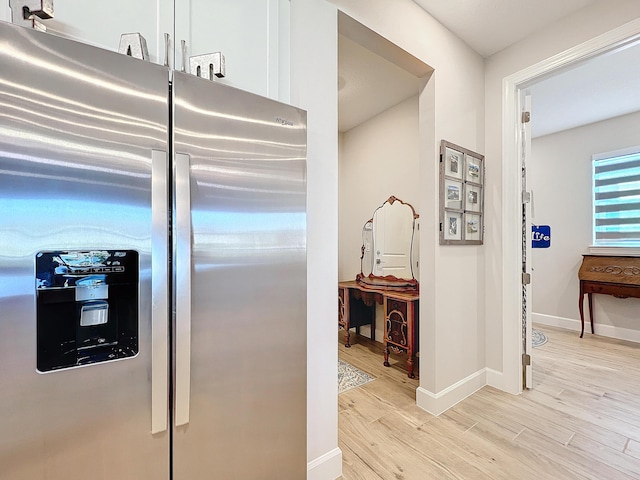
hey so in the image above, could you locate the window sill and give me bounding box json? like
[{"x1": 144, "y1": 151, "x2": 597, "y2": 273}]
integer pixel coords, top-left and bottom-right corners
[{"x1": 588, "y1": 245, "x2": 640, "y2": 256}]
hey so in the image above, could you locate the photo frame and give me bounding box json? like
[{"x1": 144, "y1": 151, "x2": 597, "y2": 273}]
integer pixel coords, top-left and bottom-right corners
[
  {"x1": 443, "y1": 211, "x2": 462, "y2": 241},
  {"x1": 465, "y1": 155, "x2": 483, "y2": 184},
  {"x1": 444, "y1": 178, "x2": 463, "y2": 210},
  {"x1": 439, "y1": 140, "x2": 485, "y2": 245},
  {"x1": 444, "y1": 146, "x2": 464, "y2": 180},
  {"x1": 464, "y1": 212, "x2": 483, "y2": 242},
  {"x1": 465, "y1": 184, "x2": 482, "y2": 212}
]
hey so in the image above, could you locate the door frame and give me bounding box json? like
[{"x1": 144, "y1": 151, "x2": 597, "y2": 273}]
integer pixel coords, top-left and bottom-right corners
[
  {"x1": 501, "y1": 18, "x2": 640, "y2": 394},
  {"x1": 520, "y1": 92, "x2": 533, "y2": 390}
]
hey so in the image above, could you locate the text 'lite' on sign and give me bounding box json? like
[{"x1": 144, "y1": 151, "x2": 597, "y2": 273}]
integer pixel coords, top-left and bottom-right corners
[{"x1": 532, "y1": 225, "x2": 551, "y2": 248}]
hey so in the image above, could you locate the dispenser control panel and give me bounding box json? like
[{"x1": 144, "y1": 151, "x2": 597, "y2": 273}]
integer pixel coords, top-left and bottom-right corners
[{"x1": 35, "y1": 250, "x2": 139, "y2": 372}]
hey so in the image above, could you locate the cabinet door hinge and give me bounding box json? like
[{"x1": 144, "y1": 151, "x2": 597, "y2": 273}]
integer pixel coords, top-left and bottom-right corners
[
  {"x1": 522, "y1": 272, "x2": 531, "y2": 285},
  {"x1": 522, "y1": 353, "x2": 531, "y2": 366},
  {"x1": 522, "y1": 191, "x2": 531, "y2": 204},
  {"x1": 522, "y1": 111, "x2": 531, "y2": 123},
  {"x1": 10, "y1": 0, "x2": 54, "y2": 30},
  {"x1": 439, "y1": 222, "x2": 443, "y2": 232}
]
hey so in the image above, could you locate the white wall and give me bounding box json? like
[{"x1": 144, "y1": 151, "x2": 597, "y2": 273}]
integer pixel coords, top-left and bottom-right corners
[
  {"x1": 531, "y1": 111, "x2": 640, "y2": 338},
  {"x1": 484, "y1": 0, "x2": 640, "y2": 390},
  {"x1": 290, "y1": 3, "x2": 341, "y2": 479},
  {"x1": 339, "y1": 95, "x2": 419, "y2": 282}
]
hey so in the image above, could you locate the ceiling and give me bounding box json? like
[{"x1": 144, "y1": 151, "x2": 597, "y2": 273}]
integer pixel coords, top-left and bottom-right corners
[
  {"x1": 338, "y1": 35, "x2": 420, "y2": 132},
  {"x1": 339, "y1": 2, "x2": 640, "y2": 139},
  {"x1": 412, "y1": 0, "x2": 603, "y2": 58},
  {"x1": 528, "y1": 43, "x2": 640, "y2": 138}
]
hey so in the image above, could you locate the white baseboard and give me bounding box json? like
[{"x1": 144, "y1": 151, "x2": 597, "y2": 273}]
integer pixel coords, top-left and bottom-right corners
[
  {"x1": 416, "y1": 368, "x2": 486, "y2": 416},
  {"x1": 307, "y1": 447, "x2": 342, "y2": 480},
  {"x1": 533, "y1": 313, "x2": 640, "y2": 344},
  {"x1": 532, "y1": 313, "x2": 580, "y2": 332},
  {"x1": 485, "y1": 367, "x2": 506, "y2": 391}
]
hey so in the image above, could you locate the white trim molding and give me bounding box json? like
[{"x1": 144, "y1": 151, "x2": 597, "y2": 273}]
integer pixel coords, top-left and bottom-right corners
[
  {"x1": 533, "y1": 313, "x2": 640, "y2": 344},
  {"x1": 307, "y1": 447, "x2": 342, "y2": 480},
  {"x1": 501, "y1": 17, "x2": 640, "y2": 396},
  {"x1": 532, "y1": 313, "x2": 581, "y2": 332},
  {"x1": 416, "y1": 368, "x2": 486, "y2": 416},
  {"x1": 588, "y1": 246, "x2": 640, "y2": 256}
]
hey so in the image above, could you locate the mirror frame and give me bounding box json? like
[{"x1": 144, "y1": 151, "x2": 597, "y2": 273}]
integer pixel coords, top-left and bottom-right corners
[{"x1": 356, "y1": 196, "x2": 419, "y2": 292}]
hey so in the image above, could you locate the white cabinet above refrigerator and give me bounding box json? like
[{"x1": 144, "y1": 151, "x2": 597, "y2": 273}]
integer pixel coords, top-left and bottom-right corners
[{"x1": 2, "y1": 0, "x2": 290, "y2": 100}]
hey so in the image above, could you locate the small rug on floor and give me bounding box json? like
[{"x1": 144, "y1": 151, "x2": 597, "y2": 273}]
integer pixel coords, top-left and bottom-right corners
[
  {"x1": 532, "y1": 328, "x2": 548, "y2": 348},
  {"x1": 338, "y1": 359, "x2": 375, "y2": 394}
]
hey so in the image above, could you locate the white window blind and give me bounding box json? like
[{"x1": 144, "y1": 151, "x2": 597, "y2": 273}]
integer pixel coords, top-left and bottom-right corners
[{"x1": 593, "y1": 150, "x2": 640, "y2": 245}]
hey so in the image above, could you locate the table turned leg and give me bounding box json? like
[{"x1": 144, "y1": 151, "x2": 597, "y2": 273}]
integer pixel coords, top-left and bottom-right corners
[
  {"x1": 578, "y1": 291, "x2": 585, "y2": 338},
  {"x1": 344, "y1": 329, "x2": 351, "y2": 348},
  {"x1": 588, "y1": 292, "x2": 594, "y2": 334},
  {"x1": 383, "y1": 344, "x2": 390, "y2": 367},
  {"x1": 407, "y1": 355, "x2": 415, "y2": 379},
  {"x1": 370, "y1": 313, "x2": 376, "y2": 342}
]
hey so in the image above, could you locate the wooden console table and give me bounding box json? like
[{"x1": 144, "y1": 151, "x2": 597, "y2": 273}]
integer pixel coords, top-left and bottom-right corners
[
  {"x1": 338, "y1": 281, "x2": 419, "y2": 378},
  {"x1": 578, "y1": 255, "x2": 640, "y2": 338}
]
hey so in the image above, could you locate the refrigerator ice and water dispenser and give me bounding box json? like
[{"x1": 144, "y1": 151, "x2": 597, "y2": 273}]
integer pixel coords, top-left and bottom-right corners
[{"x1": 35, "y1": 250, "x2": 139, "y2": 372}]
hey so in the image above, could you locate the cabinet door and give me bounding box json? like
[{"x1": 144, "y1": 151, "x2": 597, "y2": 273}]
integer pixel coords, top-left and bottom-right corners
[
  {"x1": 174, "y1": 0, "x2": 289, "y2": 100},
  {"x1": 1, "y1": 0, "x2": 290, "y2": 101},
  {"x1": 0, "y1": 4, "x2": 9, "y2": 23},
  {"x1": 5, "y1": 0, "x2": 174, "y2": 66}
]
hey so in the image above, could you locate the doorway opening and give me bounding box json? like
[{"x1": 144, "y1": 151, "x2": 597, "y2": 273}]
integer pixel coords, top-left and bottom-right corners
[
  {"x1": 336, "y1": 11, "x2": 432, "y2": 385},
  {"x1": 503, "y1": 20, "x2": 640, "y2": 393}
]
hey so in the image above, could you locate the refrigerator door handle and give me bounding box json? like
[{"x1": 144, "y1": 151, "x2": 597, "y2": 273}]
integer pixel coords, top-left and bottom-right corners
[
  {"x1": 175, "y1": 153, "x2": 192, "y2": 427},
  {"x1": 151, "y1": 150, "x2": 169, "y2": 434}
]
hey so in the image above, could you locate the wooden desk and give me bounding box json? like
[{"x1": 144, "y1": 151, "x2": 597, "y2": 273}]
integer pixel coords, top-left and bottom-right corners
[
  {"x1": 338, "y1": 281, "x2": 419, "y2": 378},
  {"x1": 578, "y1": 255, "x2": 640, "y2": 338}
]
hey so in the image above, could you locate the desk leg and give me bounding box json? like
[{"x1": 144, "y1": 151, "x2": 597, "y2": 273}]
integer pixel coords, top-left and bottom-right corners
[
  {"x1": 383, "y1": 297, "x2": 390, "y2": 367},
  {"x1": 371, "y1": 311, "x2": 376, "y2": 342},
  {"x1": 588, "y1": 292, "x2": 594, "y2": 335},
  {"x1": 407, "y1": 354, "x2": 415, "y2": 379},
  {"x1": 578, "y1": 291, "x2": 585, "y2": 338},
  {"x1": 339, "y1": 287, "x2": 351, "y2": 347},
  {"x1": 406, "y1": 300, "x2": 416, "y2": 378}
]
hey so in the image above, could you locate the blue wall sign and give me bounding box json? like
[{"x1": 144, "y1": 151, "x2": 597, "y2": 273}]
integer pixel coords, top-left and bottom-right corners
[{"x1": 532, "y1": 225, "x2": 551, "y2": 248}]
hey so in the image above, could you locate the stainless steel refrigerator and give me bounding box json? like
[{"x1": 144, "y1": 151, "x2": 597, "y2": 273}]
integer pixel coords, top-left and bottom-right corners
[{"x1": 0, "y1": 21, "x2": 306, "y2": 480}]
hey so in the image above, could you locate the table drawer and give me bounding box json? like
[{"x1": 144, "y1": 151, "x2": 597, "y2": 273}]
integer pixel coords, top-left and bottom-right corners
[{"x1": 582, "y1": 282, "x2": 640, "y2": 298}]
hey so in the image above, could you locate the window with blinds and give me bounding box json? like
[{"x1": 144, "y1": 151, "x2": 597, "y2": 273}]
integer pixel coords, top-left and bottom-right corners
[{"x1": 593, "y1": 150, "x2": 640, "y2": 245}]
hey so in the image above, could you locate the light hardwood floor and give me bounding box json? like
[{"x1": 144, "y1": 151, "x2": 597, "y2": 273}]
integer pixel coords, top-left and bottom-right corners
[{"x1": 338, "y1": 325, "x2": 640, "y2": 479}]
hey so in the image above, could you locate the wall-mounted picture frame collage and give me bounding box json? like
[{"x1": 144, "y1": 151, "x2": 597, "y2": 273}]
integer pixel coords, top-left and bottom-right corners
[{"x1": 439, "y1": 140, "x2": 485, "y2": 245}]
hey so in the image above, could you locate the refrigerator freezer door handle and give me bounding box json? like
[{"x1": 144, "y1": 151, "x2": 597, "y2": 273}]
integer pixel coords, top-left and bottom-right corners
[
  {"x1": 151, "y1": 150, "x2": 169, "y2": 434},
  {"x1": 175, "y1": 153, "x2": 192, "y2": 427}
]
